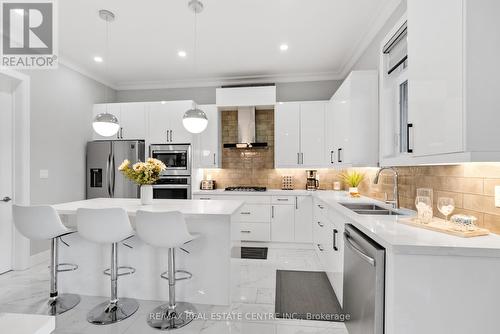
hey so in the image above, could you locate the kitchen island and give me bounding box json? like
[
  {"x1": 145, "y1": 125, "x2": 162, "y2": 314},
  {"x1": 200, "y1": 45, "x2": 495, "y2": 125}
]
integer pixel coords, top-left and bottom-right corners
[{"x1": 52, "y1": 198, "x2": 244, "y2": 306}]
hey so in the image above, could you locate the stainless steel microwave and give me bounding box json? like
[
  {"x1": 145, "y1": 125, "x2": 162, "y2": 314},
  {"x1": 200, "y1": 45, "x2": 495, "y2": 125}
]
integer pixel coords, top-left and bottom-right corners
[{"x1": 150, "y1": 144, "x2": 192, "y2": 176}]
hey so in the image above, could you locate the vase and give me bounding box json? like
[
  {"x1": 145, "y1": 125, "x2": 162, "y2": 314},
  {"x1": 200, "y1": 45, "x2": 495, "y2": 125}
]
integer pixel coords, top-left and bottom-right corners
[
  {"x1": 140, "y1": 185, "x2": 153, "y2": 205},
  {"x1": 349, "y1": 187, "x2": 359, "y2": 197}
]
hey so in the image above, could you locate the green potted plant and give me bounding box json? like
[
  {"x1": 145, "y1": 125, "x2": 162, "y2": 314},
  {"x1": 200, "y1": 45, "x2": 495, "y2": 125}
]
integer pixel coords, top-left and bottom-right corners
[
  {"x1": 118, "y1": 158, "x2": 166, "y2": 205},
  {"x1": 340, "y1": 171, "x2": 365, "y2": 197}
]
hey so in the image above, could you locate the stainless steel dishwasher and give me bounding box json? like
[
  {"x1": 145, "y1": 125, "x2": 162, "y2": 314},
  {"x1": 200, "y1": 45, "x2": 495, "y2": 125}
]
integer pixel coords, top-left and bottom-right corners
[{"x1": 343, "y1": 224, "x2": 385, "y2": 334}]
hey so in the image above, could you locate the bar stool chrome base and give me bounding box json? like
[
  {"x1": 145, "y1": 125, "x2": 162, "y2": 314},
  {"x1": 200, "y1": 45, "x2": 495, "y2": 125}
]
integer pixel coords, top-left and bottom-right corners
[
  {"x1": 87, "y1": 298, "x2": 139, "y2": 325},
  {"x1": 147, "y1": 302, "x2": 197, "y2": 330},
  {"x1": 34, "y1": 293, "x2": 81, "y2": 316}
]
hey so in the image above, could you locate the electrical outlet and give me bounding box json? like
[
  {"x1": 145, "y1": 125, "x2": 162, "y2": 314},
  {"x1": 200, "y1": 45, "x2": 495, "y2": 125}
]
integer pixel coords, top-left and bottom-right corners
[
  {"x1": 39, "y1": 169, "x2": 49, "y2": 179},
  {"x1": 496, "y1": 186, "x2": 500, "y2": 208}
]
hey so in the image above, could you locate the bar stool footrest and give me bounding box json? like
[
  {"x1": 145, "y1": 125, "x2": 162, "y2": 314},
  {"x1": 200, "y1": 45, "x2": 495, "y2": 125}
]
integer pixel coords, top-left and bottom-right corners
[
  {"x1": 103, "y1": 266, "x2": 136, "y2": 277},
  {"x1": 160, "y1": 269, "x2": 192, "y2": 281},
  {"x1": 53, "y1": 263, "x2": 78, "y2": 272}
]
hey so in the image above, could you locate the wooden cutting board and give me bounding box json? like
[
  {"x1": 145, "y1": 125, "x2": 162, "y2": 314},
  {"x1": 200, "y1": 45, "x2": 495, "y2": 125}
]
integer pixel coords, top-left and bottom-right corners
[{"x1": 398, "y1": 217, "x2": 489, "y2": 238}]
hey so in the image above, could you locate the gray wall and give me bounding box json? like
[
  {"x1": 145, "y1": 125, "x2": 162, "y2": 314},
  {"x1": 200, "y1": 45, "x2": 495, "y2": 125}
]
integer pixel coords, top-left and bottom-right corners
[
  {"x1": 23, "y1": 65, "x2": 116, "y2": 255},
  {"x1": 116, "y1": 80, "x2": 343, "y2": 104},
  {"x1": 351, "y1": 0, "x2": 407, "y2": 71}
]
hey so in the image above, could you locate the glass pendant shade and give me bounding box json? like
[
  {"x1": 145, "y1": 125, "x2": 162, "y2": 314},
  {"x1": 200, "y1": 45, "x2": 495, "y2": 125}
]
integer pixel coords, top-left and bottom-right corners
[
  {"x1": 92, "y1": 112, "x2": 120, "y2": 137},
  {"x1": 182, "y1": 107, "x2": 208, "y2": 133}
]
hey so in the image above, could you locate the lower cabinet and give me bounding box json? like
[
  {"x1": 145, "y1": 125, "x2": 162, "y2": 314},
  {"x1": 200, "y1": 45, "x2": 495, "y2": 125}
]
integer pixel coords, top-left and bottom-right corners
[{"x1": 313, "y1": 199, "x2": 344, "y2": 306}]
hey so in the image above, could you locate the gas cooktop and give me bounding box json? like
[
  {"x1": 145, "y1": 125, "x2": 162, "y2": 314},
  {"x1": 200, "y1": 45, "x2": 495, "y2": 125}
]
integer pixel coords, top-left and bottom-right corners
[{"x1": 224, "y1": 186, "x2": 267, "y2": 192}]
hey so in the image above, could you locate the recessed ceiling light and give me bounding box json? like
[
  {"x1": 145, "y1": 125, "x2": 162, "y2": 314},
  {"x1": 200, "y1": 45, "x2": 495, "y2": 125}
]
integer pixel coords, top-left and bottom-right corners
[
  {"x1": 280, "y1": 44, "x2": 289, "y2": 51},
  {"x1": 178, "y1": 50, "x2": 187, "y2": 58},
  {"x1": 94, "y1": 56, "x2": 103, "y2": 63}
]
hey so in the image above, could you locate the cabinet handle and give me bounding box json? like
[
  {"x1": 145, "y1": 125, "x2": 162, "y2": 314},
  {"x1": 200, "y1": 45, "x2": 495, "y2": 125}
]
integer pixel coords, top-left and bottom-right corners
[
  {"x1": 330, "y1": 150, "x2": 334, "y2": 164},
  {"x1": 271, "y1": 205, "x2": 275, "y2": 218},
  {"x1": 317, "y1": 221, "x2": 324, "y2": 227},
  {"x1": 338, "y1": 148, "x2": 343, "y2": 163},
  {"x1": 295, "y1": 196, "x2": 298, "y2": 210},
  {"x1": 301, "y1": 153, "x2": 304, "y2": 164},
  {"x1": 317, "y1": 204, "x2": 324, "y2": 209},
  {"x1": 317, "y1": 244, "x2": 324, "y2": 252},
  {"x1": 170, "y1": 130, "x2": 173, "y2": 142},
  {"x1": 241, "y1": 230, "x2": 251, "y2": 234},
  {"x1": 213, "y1": 153, "x2": 216, "y2": 165},
  {"x1": 407, "y1": 123, "x2": 413, "y2": 153},
  {"x1": 333, "y1": 229, "x2": 338, "y2": 251},
  {"x1": 297, "y1": 153, "x2": 300, "y2": 164},
  {"x1": 120, "y1": 128, "x2": 124, "y2": 139},
  {"x1": 277, "y1": 198, "x2": 288, "y2": 201},
  {"x1": 166, "y1": 130, "x2": 170, "y2": 142},
  {"x1": 240, "y1": 212, "x2": 251, "y2": 215},
  {"x1": 199, "y1": 197, "x2": 211, "y2": 200}
]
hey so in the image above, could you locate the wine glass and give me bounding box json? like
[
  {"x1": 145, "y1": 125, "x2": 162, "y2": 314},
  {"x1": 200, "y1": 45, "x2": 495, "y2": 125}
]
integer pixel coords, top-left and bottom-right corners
[{"x1": 437, "y1": 197, "x2": 455, "y2": 222}]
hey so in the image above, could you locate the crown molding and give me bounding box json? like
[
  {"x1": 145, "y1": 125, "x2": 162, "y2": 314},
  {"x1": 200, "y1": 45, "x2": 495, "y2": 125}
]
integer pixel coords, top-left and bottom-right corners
[
  {"x1": 58, "y1": 57, "x2": 119, "y2": 90},
  {"x1": 338, "y1": 0, "x2": 402, "y2": 78},
  {"x1": 114, "y1": 70, "x2": 344, "y2": 91}
]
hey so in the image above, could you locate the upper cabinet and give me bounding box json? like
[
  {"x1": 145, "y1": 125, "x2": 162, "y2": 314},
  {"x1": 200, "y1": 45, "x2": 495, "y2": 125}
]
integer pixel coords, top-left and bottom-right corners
[
  {"x1": 275, "y1": 101, "x2": 327, "y2": 168},
  {"x1": 193, "y1": 104, "x2": 220, "y2": 168},
  {"x1": 92, "y1": 103, "x2": 146, "y2": 141},
  {"x1": 381, "y1": 0, "x2": 500, "y2": 166},
  {"x1": 326, "y1": 71, "x2": 379, "y2": 167},
  {"x1": 148, "y1": 101, "x2": 194, "y2": 144}
]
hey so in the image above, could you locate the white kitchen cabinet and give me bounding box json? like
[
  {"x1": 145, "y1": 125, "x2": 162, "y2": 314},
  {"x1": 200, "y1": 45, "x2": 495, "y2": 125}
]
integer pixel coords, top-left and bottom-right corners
[
  {"x1": 326, "y1": 71, "x2": 378, "y2": 167},
  {"x1": 294, "y1": 196, "x2": 313, "y2": 243},
  {"x1": 271, "y1": 204, "x2": 295, "y2": 242},
  {"x1": 275, "y1": 101, "x2": 327, "y2": 168},
  {"x1": 194, "y1": 105, "x2": 220, "y2": 168},
  {"x1": 275, "y1": 103, "x2": 301, "y2": 167},
  {"x1": 148, "y1": 101, "x2": 194, "y2": 144},
  {"x1": 119, "y1": 103, "x2": 147, "y2": 140},
  {"x1": 380, "y1": 1, "x2": 500, "y2": 166}
]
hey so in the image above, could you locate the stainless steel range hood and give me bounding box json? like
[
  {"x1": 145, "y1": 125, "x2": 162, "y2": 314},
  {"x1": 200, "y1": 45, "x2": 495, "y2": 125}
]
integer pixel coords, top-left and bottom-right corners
[{"x1": 223, "y1": 107, "x2": 268, "y2": 148}]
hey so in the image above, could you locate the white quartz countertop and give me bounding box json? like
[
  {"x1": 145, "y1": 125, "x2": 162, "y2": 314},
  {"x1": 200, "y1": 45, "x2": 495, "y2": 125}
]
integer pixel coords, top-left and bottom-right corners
[
  {"x1": 193, "y1": 189, "x2": 316, "y2": 196},
  {"x1": 0, "y1": 313, "x2": 55, "y2": 334},
  {"x1": 52, "y1": 198, "x2": 244, "y2": 216},
  {"x1": 315, "y1": 192, "x2": 500, "y2": 257}
]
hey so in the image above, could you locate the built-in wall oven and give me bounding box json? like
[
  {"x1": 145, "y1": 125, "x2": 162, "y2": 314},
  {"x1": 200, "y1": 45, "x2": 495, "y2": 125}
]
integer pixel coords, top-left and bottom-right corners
[
  {"x1": 150, "y1": 144, "x2": 191, "y2": 176},
  {"x1": 153, "y1": 176, "x2": 191, "y2": 199},
  {"x1": 150, "y1": 144, "x2": 192, "y2": 199}
]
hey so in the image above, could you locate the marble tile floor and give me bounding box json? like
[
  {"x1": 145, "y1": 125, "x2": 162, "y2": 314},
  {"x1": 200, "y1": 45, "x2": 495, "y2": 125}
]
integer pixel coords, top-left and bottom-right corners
[{"x1": 0, "y1": 247, "x2": 348, "y2": 334}]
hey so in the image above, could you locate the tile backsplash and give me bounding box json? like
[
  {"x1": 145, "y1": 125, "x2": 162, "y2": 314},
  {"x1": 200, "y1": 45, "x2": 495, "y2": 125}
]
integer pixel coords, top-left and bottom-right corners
[{"x1": 202, "y1": 164, "x2": 500, "y2": 234}]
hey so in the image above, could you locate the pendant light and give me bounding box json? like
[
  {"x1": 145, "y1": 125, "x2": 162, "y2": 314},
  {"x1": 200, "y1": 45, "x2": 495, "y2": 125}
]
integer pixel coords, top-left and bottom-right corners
[
  {"x1": 182, "y1": 0, "x2": 208, "y2": 134},
  {"x1": 92, "y1": 10, "x2": 120, "y2": 137}
]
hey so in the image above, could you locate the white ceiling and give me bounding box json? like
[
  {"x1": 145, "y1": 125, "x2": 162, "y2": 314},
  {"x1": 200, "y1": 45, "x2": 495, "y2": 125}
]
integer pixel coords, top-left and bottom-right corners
[{"x1": 59, "y1": 0, "x2": 400, "y2": 90}]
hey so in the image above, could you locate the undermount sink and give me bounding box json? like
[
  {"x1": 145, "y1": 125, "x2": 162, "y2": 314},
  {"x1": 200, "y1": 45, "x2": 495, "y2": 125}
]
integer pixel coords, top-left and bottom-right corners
[{"x1": 340, "y1": 203, "x2": 403, "y2": 216}]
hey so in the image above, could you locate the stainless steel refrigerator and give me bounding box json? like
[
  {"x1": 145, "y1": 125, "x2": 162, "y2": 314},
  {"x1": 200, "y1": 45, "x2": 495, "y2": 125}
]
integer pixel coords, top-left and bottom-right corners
[{"x1": 86, "y1": 140, "x2": 145, "y2": 199}]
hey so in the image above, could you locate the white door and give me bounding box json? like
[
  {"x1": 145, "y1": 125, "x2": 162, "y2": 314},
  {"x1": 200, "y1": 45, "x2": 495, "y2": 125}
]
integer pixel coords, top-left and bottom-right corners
[
  {"x1": 332, "y1": 89, "x2": 351, "y2": 165},
  {"x1": 300, "y1": 102, "x2": 326, "y2": 166},
  {"x1": 275, "y1": 103, "x2": 300, "y2": 167},
  {"x1": 148, "y1": 102, "x2": 172, "y2": 144},
  {"x1": 271, "y1": 205, "x2": 294, "y2": 242},
  {"x1": 0, "y1": 76, "x2": 13, "y2": 274},
  {"x1": 196, "y1": 105, "x2": 220, "y2": 168},
  {"x1": 120, "y1": 103, "x2": 147, "y2": 140}
]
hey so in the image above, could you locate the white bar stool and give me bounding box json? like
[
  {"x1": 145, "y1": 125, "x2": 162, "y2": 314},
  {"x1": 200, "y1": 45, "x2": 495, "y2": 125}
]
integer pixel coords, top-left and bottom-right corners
[
  {"x1": 135, "y1": 210, "x2": 198, "y2": 330},
  {"x1": 77, "y1": 208, "x2": 139, "y2": 325},
  {"x1": 12, "y1": 205, "x2": 80, "y2": 315}
]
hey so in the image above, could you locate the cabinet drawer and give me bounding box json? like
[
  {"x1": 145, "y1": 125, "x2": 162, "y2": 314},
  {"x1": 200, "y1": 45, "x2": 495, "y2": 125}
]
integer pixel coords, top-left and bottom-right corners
[
  {"x1": 240, "y1": 223, "x2": 271, "y2": 241},
  {"x1": 271, "y1": 196, "x2": 295, "y2": 205},
  {"x1": 237, "y1": 204, "x2": 271, "y2": 222}
]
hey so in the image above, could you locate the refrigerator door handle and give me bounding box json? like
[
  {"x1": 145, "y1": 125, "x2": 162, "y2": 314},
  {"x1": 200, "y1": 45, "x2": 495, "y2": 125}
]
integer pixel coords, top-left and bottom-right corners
[
  {"x1": 106, "y1": 153, "x2": 112, "y2": 197},
  {"x1": 111, "y1": 154, "x2": 116, "y2": 197}
]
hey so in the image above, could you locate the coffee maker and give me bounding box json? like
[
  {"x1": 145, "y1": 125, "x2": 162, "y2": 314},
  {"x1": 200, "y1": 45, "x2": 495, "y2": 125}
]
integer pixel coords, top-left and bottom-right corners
[{"x1": 306, "y1": 170, "x2": 319, "y2": 191}]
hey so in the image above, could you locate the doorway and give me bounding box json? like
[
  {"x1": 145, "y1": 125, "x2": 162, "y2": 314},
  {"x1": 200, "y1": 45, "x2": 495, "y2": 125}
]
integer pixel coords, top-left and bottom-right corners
[{"x1": 0, "y1": 70, "x2": 30, "y2": 273}]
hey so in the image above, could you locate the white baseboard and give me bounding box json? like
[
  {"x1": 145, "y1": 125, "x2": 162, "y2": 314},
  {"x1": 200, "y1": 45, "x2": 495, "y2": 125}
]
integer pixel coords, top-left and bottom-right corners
[{"x1": 29, "y1": 250, "x2": 50, "y2": 266}]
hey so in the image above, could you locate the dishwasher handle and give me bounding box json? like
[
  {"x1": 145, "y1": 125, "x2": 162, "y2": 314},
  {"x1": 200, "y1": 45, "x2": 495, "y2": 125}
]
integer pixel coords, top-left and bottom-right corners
[{"x1": 344, "y1": 232, "x2": 375, "y2": 266}]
